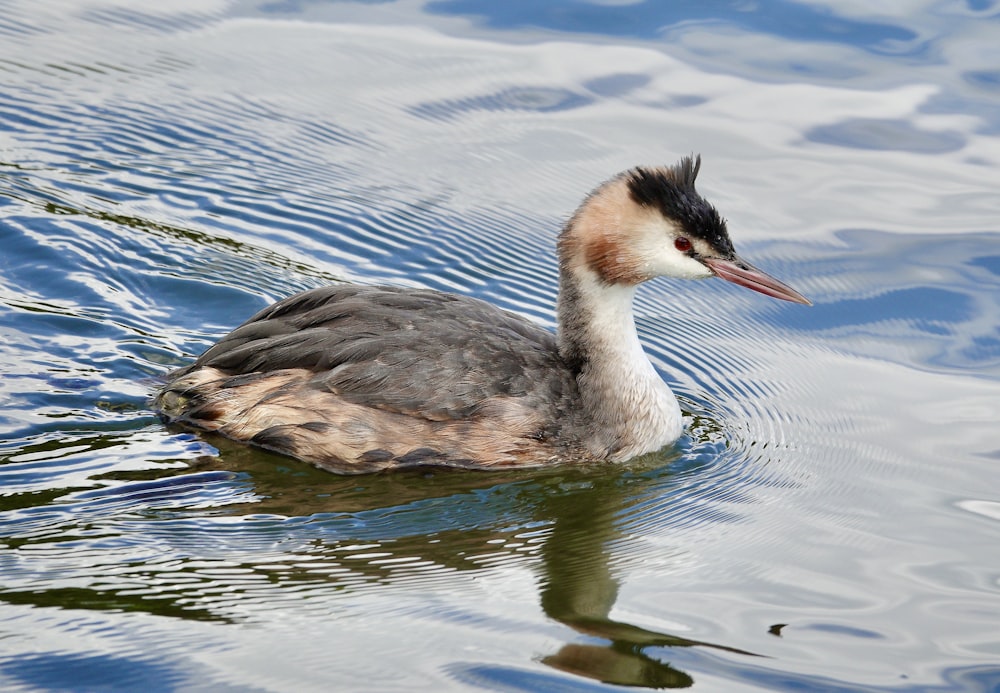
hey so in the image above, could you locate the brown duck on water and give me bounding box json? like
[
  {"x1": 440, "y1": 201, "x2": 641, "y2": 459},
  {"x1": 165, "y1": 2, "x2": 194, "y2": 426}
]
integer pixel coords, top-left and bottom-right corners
[{"x1": 155, "y1": 156, "x2": 809, "y2": 473}]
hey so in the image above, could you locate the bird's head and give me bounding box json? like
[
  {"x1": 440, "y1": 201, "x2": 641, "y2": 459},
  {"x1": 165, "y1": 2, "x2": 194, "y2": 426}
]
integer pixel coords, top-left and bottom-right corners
[{"x1": 559, "y1": 155, "x2": 810, "y2": 305}]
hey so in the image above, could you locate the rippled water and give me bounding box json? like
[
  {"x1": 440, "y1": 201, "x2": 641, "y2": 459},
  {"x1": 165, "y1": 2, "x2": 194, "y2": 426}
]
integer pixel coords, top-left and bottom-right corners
[{"x1": 2, "y1": 1, "x2": 1000, "y2": 690}]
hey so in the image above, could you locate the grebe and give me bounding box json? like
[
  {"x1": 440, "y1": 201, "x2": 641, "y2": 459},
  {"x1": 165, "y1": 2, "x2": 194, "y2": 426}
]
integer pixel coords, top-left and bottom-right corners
[{"x1": 156, "y1": 156, "x2": 809, "y2": 473}]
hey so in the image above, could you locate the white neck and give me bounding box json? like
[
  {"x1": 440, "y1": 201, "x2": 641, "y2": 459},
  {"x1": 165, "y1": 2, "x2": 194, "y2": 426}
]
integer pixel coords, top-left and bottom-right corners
[{"x1": 557, "y1": 270, "x2": 682, "y2": 460}]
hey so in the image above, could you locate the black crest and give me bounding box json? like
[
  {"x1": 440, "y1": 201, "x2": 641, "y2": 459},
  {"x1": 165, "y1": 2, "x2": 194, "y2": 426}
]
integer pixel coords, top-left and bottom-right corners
[{"x1": 624, "y1": 155, "x2": 734, "y2": 256}]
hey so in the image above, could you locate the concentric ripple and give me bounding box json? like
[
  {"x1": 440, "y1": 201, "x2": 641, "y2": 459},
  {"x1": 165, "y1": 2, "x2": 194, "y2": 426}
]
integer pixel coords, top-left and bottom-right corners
[{"x1": 2, "y1": 2, "x2": 1000, "y2": 691}]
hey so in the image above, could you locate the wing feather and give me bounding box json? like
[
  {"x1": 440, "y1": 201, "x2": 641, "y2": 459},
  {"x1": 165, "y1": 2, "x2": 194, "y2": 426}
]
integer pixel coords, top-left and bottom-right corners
[{"x1": 172, "y1": 285, "x2": 578, "y2": 423}]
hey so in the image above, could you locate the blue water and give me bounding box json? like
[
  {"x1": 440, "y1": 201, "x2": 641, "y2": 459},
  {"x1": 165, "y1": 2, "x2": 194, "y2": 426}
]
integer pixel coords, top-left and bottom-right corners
[{"x1": 2, "y1": 1, "x2": 1000, "y2": 691}]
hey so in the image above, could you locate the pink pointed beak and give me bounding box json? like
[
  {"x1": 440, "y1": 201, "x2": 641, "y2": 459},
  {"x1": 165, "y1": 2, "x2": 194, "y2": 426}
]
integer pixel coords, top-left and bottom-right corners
[{"x1": 703, "y1": 257, "x2": 811, "y2": 305}]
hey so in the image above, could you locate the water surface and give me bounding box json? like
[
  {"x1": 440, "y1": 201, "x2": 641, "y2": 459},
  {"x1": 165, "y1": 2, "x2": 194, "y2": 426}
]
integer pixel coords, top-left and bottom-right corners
[{"x1": 2, "y1": 0, "x2": 999, "y2": 690}]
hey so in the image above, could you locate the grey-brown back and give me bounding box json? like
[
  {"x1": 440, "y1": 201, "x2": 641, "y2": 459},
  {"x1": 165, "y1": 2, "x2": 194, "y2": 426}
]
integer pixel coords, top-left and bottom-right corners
[{"x1": 176, "y1": 285, "x2": 580, "y2": 423}]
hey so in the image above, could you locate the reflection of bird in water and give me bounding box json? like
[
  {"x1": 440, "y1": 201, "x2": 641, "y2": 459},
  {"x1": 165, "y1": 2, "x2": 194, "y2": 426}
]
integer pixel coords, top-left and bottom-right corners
[
  {"x1": 174, "y1": 444, "x2": 767, "y2": 689},
  {"x1": 536, "y1": 469, "x2": 763, "y2": 689},
  {"x1": 156, "y1": 156, "x2": 809, "y2": 473}
]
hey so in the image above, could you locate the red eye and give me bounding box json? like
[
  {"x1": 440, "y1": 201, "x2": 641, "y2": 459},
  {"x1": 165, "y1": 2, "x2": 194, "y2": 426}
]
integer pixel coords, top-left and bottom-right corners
[{"x1": 674, "y1": 237, "x2": 692, "y2": 253}]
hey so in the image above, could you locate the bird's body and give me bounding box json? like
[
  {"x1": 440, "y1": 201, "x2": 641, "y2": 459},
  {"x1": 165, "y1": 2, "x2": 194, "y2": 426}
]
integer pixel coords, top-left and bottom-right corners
[{"x1": 156, "y1": 156, "x2": 809, "y2": 474}]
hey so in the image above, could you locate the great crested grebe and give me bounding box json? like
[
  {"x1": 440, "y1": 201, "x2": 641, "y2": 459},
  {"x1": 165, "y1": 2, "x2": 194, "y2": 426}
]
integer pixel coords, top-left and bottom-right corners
[{"x1": 156, "y1": 156, "x2": 809, "y2": 473}]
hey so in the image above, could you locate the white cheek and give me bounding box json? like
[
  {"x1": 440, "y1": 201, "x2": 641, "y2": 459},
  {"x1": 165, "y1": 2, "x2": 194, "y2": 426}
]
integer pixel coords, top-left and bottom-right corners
[
  {"x1": 631, "y1": 223, "x2": 713, "y2": 279},
  {"x1": 648, "y1": 251, "x2": 714, "y2": 279}
]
